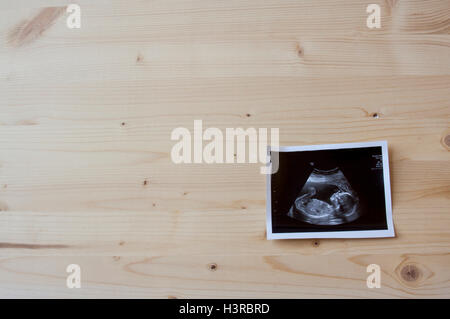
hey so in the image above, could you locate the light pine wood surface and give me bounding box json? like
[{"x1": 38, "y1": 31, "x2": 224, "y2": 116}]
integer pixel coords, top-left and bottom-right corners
[{"x1": 0, "y1": 0, "x2": 449, "y2": 298}]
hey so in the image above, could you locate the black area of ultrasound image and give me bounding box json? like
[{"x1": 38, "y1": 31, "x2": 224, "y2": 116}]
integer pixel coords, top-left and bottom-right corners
[{"x1": 271, "y1": 146, "x2": 388, "y2": 233}]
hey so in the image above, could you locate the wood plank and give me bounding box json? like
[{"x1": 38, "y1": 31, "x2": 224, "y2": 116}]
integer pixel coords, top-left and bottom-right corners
[
  {"x1": 0, "y1": 254, "x2": 448, "y2": 298},
  {"x1": 0, "y1": 0, "x2": 449, "y2": 298}
]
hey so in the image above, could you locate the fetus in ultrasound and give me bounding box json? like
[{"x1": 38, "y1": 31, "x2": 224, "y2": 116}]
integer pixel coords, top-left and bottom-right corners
[{"x1": 288, "y1": 167, "x2": 360, "y2": 225}]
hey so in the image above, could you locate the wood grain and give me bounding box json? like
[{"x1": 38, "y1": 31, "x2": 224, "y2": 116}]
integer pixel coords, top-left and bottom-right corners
[{"x1": 0, "y1": 0, "x2": 449, "y2": 298}]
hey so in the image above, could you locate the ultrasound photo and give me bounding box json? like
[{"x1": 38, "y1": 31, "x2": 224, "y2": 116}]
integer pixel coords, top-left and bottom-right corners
[{"x1": 266, "y1": 141, "x2": 394, "y2": 239}]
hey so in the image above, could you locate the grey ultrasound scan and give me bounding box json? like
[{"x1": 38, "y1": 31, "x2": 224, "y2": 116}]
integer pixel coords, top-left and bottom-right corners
[{"x1": 288, "y1": 166, "x2": 361, "y2": 226}]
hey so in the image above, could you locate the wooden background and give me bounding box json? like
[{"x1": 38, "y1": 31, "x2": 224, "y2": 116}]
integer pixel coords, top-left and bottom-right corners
[{"x1": 0, "y1": 0, "x2": 449, "y2": 298}]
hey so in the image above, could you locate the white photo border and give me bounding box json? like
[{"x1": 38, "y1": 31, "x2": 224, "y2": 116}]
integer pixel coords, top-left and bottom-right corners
[{"x1": 266, "y1": 141, "x2": 395, "y2": 240}]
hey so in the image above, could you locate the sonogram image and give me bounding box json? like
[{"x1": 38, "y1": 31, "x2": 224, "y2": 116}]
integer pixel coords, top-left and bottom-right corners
[
  {"x1": 269, "y1": 143, "x2": 392, "y2": 238},
  {"x1": 287, "y1": 167, "x2": 360, "y2": 225}
]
